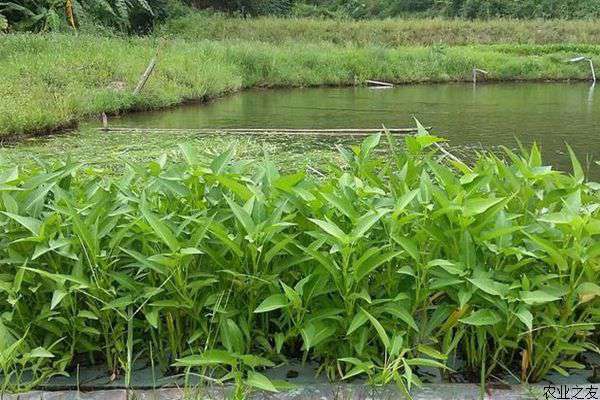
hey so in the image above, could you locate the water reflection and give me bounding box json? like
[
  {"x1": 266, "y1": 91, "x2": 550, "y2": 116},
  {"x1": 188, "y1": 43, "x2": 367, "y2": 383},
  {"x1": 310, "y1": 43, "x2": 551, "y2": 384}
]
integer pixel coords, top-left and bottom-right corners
[{"x1": 109, "y1": 83, "x2": 599, "y2": 174}]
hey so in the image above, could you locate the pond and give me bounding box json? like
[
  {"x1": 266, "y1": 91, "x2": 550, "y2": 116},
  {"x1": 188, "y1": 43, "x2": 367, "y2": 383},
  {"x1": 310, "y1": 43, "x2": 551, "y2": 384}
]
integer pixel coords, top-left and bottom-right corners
[
  {"x1": 3, "y1": 83, "x2": 599, "y2": 176},
  {"x1": 111, "y1": 82, "x2": 599, "y2": 175}
]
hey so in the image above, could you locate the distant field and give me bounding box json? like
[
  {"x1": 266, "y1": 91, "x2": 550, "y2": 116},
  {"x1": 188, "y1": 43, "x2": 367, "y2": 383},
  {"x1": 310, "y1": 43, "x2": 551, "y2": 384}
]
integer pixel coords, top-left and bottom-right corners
[{"x1": 160, "y1": 14, "x2": 600, "y2": 46}]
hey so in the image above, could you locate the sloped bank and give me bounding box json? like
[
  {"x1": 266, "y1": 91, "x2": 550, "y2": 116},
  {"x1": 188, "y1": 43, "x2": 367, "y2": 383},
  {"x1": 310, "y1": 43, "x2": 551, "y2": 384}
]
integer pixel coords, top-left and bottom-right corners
[{"x1": 1, "y1": 33, "x2": 599, "y2": 138}]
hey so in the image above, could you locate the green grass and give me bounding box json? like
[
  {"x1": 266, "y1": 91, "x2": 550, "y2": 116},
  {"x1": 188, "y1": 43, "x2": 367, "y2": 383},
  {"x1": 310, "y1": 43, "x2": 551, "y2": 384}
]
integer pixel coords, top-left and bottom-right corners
[
  {"x1": 1, "y1": 129, "x2": 599, "y2": 393},
  {"x1": 160, "y1": 14, "x2": 600, "y2": 46},
  {"x1": 1, "y1": 32, "x2": 600, "y2": 138}
]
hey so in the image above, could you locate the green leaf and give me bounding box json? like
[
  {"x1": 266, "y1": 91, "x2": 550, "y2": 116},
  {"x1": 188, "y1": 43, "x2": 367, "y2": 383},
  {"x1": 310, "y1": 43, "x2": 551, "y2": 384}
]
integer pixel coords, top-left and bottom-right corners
[
  {"x1": 520, "y1": 290, "x2": 560, "y2": 305},
  {"x1": 566, "y1": 144, "x2": 584, "y2": 183},
  {"x1": 246, "y1": 371, "x2": 278, "y2": 392},
  {"x1": 417, "y1": 345, "x2": 447, "y2": 360},
  {"x1": 224, "y1": 195, "x2": 256, "y2": 236},
  {"x1": 51, "y1": 289, "x2": 67, "y2": 310},
  {"x1": 383, "y1": 305, "x2": 419, "y2": 332},
  {"x1": 239, "y1": 354, "x2": 275, "y2": 368},
  {"x1": 254, "y1": 294, "x2": 288, "y2": 313},
  {"x1": 101, "y1": 296, "x2": 134, "y2": 311},
  {"x1": 349, "y1": 209, "x2": 388, "y2": 240},
  {"x1": 309, "y1": 218, "x2": 348, "y2": 244},
  {"x1": 459, "y1": 309, "x2": 501, "y2": 326},
  {"x1": 560, "y1": 360, "x2": 586, "y2": 370},
  {"x1": 174, "y1": 350, "x2": 237, "y2": 367},
  {"x1": 2, "y1": 212, "x2": 42, "y2": 235},
  {"x1": 280, "y1": 281, "x2": 302, "y2": 308},
  {"x1": 274, "y1": 172, "x2": 305, "y2": 192},
  {"x1": 395, "y1": 189, "x2": 419, "y2": 214},
  {"x1": 552, "y1": 365, "x2": 570, "y2": 377},
  {"x1": 538, "y1": 212, "x2": 574, "y2": 225},
  {"x1": 145, "y1": 308, "x2": 159, "y2": 329},
  {"x1": 321, "y1": 191, "x2": 357, "y2": 220},
  {"x1": 77, "y1": 310, "x2": 98, "y2": 320},
  {"x1": 468, "y1": 277, "x2": 509, "y2": 298},
  {"x1": 0, "y1": 166, "x2": 18, "y2": 184},
  {"x1": 427, "y1": 259, "x2": 465, "y2": 276},
  {"x1": 462, "y1": 197, "x2": 505, "y2": 217},
  {"x1": 221, "y1": 319, "x2": 245, "y2": 354},
  {"x1": 514, "y1": 306, "x2": 533, "y2": 331},
  {"x1": 140, "y1": 202, "x2": 180, "y2": 253},
  {"x1": 414, "y1": 118, "x2": 429, "y2": 136},
  {"x1": 523, "y1": 232, "x2": 568, "y2": 271},
  {"x1": 360, "y1": 307, "x2": 390, "y2": 349},
  {"x1": 30, "y1": 347, "x2": 54, "y2": 358},
  {"x1": 354, "y1": 250, "x2": 402, "y2": 283},
  {"x1": 405, "y1": 358, "x2": 449, "y2": 370},
  {"x1": 300, "y1": 322, "x2": 336, "y2": 350},
  {"x1": 300, "y1": 245, "x2": 340, "y2": 281},
  {"x1": 346, "y1": 310, "x2": 368, "y2": 335},
  {"x1": 215, "y1": 175, "x2": 252, "y2": 201},
  {"x1": 210, "y1": 148, "x2": 234, "y2": 175},
  {"x1": 360, "y1": 133, "x2": 381, "y2": 157},
  {"x1": 180, "y1": 247, "x2": 203, "y2": 255},
  {"x1": 392, "y1": 234, "x2": 419, "y2": 261},
  {"x1": 339, "y1": 357, "x2": 374, "y2": 379}
]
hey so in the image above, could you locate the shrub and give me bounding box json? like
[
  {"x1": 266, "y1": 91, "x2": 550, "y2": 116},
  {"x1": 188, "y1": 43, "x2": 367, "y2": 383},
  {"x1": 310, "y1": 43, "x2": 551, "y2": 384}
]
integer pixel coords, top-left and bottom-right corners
[{"x1": 0, "y1": 0, "x2": 179, "y2": 33}]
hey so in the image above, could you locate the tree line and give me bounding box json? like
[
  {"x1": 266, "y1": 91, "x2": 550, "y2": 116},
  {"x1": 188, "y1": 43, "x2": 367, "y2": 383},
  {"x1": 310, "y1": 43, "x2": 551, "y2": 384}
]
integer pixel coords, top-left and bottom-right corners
[
  {"x1": 1, "y1": 0, "x2": 599, "y2": 33},
  {"x1": 200, "y1": 0, "x2": 600, "y2": 19}
]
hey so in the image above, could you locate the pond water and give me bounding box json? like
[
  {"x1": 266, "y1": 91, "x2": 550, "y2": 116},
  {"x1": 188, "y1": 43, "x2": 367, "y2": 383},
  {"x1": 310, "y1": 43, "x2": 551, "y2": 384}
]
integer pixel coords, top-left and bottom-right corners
[{"x1": 112, "y1": 82, "x2": 600, "y2": 175}]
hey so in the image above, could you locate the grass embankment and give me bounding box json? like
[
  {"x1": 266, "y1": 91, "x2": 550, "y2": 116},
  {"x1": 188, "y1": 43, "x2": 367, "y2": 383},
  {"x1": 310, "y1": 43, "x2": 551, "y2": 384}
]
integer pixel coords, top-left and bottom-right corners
[
  {"x1": 1, "y1": 27, "x2": 600, "y2": 138},
  {"x1": 2, "y1": 130, "x2": 599, "y2": 392},
  {"x1": 162, "y1": 14, "x2": 600, "y2": 46}
]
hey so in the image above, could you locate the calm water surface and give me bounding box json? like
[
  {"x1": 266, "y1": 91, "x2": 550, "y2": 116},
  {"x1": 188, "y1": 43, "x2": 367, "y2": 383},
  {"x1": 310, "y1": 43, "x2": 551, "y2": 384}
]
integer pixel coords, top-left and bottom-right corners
[{"x1": 112, "y1": 83, "x2": 600, "y2": 173}]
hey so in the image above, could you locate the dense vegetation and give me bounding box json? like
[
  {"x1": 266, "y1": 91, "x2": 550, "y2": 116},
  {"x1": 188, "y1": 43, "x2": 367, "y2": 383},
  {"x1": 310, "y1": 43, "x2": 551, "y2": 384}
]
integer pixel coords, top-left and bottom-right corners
[
  {"x1": 1, "y1": 128, "x2": 599, "y2": 394},
  {"x1": 1, "y1": 1, "x2": 599, "y2": 395},
  {"x1": 1, "y1": 33, "x2": 599, "y2": 138},
  {"x1": 2, "y1": 0, "x2": 600, "y2": 35},
  {"x1": 0, "y1": 0, "x2": 183, "y2": 33},
  {"x1": 289, "y1": 0, "x2": 600, "y2": 19},
  {"x1": 162, "y1": 14, "x2": 600, "y2": 45}
]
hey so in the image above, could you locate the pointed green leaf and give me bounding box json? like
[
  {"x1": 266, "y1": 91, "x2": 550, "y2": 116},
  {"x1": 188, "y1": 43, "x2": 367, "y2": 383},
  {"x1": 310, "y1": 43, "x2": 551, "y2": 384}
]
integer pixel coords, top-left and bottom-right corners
[
  {"x1": 140, "y1": 203, "x2": 180, "y2": 252},
  {"x1": 254, "y1": 294, "x2": 288, "y2": 313},
  {"x1": 246, "y1": 371, "x2": 278, "y2": 392},
  {"x1": 459, "y1": 309, "x2": 501, "y2": 326}
]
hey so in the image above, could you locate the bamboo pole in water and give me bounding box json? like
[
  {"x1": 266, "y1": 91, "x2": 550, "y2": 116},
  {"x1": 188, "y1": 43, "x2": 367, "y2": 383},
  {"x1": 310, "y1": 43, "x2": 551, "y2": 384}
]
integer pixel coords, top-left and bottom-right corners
[
  {"x1": 98, "y1": 126, "x2": 428, "y2": 137},
  {"x1": 472, "y1": 68, "x2": 488, "y2": 84},
  {"x1": 366, "y1": 80, "x2": 394, "y2": 87}
]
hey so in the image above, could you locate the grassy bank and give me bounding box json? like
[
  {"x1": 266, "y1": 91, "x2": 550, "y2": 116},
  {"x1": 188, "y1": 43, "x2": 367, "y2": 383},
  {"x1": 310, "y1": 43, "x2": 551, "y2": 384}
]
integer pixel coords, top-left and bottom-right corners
[
  {"x1": 1, "y1": 33, "x2": 600, "y2": 138},
  {"x1": 161, "y1": 14, "x2": 600, "y2": 46},
  {"x1": 2, "y1": 130, "x2": 599, "y2": 392}
]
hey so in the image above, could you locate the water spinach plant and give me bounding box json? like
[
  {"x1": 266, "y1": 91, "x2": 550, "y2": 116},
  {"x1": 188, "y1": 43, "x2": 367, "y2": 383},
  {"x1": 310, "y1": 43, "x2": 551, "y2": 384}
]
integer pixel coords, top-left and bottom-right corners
[{"x1": 0, "y1": 125, "x2": 599, "y2": 394}]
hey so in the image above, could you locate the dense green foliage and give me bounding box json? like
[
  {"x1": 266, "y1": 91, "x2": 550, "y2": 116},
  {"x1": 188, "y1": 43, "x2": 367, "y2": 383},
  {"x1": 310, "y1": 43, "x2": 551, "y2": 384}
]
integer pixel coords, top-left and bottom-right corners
[
  {"x1": 186, "y1": 0, "x2": 600, "y2": 19},
  {"x1": 291, "y1": 0, "x2": 600, "y2": 19},
  {"x1": 162, "y1": 14, "x2": 600, "y2": 45},
  {"x1": 0, "y1": 0, "x2": 185, "y2": 33},
  {"x1": 1, "y1": 128, "x2": 599, "y2": 393},
  {"x1": 2, "y1": 0, "x2": 600, "y2": 34},
  {"x1": 1, "y1": 33, "x2": 599, "y2": 138}
]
